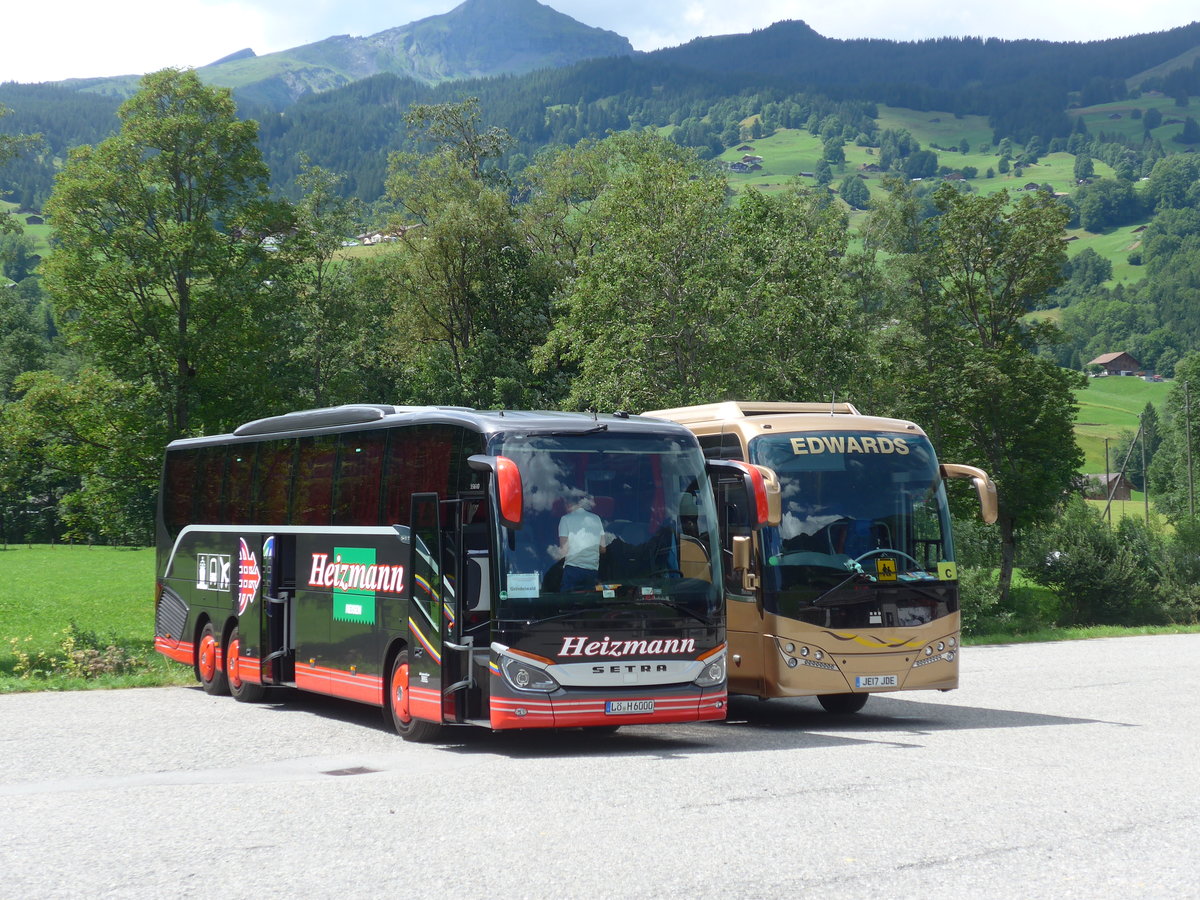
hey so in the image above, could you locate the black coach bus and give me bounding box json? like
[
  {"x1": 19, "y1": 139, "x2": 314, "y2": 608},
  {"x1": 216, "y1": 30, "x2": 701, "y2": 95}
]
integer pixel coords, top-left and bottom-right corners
[{"x1": 154, "y1": 405, "x2": 770, "y2": 740}]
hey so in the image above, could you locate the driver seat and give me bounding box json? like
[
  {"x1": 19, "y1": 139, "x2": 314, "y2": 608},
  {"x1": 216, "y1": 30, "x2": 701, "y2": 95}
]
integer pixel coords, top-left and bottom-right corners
[{"x1": 831, "y1": 520, "x2": 890, "y2": 557}]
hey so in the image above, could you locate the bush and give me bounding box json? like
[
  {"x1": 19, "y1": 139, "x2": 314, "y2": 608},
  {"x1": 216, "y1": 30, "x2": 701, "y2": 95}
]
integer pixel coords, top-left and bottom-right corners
[
  {"x1": 8, "y1": 621, "x2": 146, "y2": 679},
  {"x1": 958, "y1": 566, "x2": 1007, "y2": 635},
  {"x1": 1151, "y1": 518, "x2": 1200, "y2": 624},
  {"x1": 1024, "y1": 498, "x2": 1161, "y2": 626}
]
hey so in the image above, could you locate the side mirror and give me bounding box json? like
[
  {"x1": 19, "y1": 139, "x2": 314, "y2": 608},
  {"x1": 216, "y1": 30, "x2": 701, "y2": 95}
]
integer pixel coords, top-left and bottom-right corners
[
  {"x1": 468, "y1": 454, "x2": 523, "y2": 529},
  {"x1": 941, "y1": 463, "x2": 998, "y2": 525},
  {"x1": 705, "y1": 459, "x2": 775, "y2": 529},
  {"x1": 731, "y1": 535, "x2": 760, "y2": 593},
  {"x1": 750, "y1": 464, "x2": 782, "y2": 527}
]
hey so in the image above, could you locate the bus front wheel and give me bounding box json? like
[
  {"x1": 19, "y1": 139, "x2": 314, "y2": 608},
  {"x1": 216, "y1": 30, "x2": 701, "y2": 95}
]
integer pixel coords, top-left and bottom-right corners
[
  {"x1": 197, "y1": 622, "x2": 229, "y2": 696},
  {"x1": 387, "y1": 650, "x2": 442, "y2": 743},
  {"x1": 818, "y1": 693, "x2": 869, "y2": 714}
]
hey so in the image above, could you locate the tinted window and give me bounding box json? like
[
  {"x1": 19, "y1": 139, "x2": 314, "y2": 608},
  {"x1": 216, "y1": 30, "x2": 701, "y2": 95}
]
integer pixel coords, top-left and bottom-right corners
[
  {"x1": 381, "y1": 426, "x2": 459, "y2": 525},
  {"x1": 254, "y1": 439, "x2": 294, "y2": 525},
  {"x1": 293, "y1": 436, "x2": 337, "y2": 526},
  {"x1": 194, "y1": 446, "x2": 227, "y2": 525},
  {"x1": 333, "y1": 430, "x2": 387, "y2": 526},
  {"x1": 698, "y1": 432, "x2": 744, "y2": 460},
  {"x1": 162, "y1": 449, "x2": 199, "y2": 537},
  {"x1": 223, "y1": 445, "x2": 257, "y2": 525}
]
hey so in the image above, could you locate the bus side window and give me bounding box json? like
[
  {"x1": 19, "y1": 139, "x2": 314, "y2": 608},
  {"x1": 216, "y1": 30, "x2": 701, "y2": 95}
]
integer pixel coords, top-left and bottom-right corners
[
  {"x1": 163, "y1": 449, "x2": 199, "y2": 538},
  {"x1": 333, "y1": 430, "x2": 387, "y2": 526},
  {"x1": 195, "y1": 446, "x2": 227, "y2": 525},
  {"x1": 253, "y1": 439, "x2": 295, "y2": 526},
  {"x1": 699, "y1": 432, "x2": 744, "y2": 461},
  {"x1": 381, "y1": 426, "x2": 457, "y2": 526},
  {"x1": 224, "y1": 445, "x2": 257, "y2": 525},
  {"x1": 293, "y1": 436, "x2": 337, "y2": 526}
]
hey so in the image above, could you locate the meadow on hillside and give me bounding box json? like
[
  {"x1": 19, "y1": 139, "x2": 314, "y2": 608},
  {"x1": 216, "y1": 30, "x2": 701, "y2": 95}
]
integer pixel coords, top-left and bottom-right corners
[
  {"x1": 1075, "y1": 374, "x2": 1168, "y2": 473},
  {"x1": 717, "y1": 106, "x2": 1149, "y2": 288}
]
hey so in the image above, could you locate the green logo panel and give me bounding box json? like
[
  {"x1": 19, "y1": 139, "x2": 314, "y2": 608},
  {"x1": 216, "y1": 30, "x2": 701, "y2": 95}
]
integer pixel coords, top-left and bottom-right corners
[{"x1": 333, "y1": 546, "x2": 377, "y2": 624}]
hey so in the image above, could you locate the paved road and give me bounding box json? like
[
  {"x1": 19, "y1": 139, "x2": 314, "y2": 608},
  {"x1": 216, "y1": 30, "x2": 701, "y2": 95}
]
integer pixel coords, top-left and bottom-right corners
[{"x1": 2, "y1": 634, "x2": 1197, "y2": 898}]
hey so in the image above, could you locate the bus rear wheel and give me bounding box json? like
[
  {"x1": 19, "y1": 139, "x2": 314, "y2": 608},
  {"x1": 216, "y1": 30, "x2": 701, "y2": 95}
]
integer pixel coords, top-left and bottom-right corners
[
  {"x1": 226, "y1": 627, "x2": 266, "y2": 703},
  {"x1": 387, "y1": 650, "x2": 442, "y2": 743},
  {"x1": 197, "y1": 622, "x2": 229, "y2": 696},
  {"x1": 818, "y1": 693, "x2": 869, "y2": 714}
]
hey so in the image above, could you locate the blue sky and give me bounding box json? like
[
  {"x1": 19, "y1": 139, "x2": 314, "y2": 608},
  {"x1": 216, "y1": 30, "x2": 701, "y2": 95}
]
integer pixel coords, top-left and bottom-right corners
[{"x1": 2, "y1": 0, "x2": 1197, "y2": 83}]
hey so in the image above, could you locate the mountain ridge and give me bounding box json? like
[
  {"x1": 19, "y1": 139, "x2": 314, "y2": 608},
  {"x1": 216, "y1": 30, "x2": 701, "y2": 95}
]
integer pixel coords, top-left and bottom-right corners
[{"x1": 55, "y1": 0, "x2": 634, "y2": 108}]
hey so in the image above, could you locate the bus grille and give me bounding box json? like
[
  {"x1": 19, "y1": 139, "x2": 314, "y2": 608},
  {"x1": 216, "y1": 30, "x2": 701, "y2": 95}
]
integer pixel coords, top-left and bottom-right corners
[{"x1": 156, "y1": 588, "x2": 189, "y2": 639}]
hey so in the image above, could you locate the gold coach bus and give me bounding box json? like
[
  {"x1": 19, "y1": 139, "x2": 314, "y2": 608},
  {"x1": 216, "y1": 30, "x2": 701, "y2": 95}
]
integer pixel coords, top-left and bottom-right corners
[{"x1": 643, "y1": 401, "x2": 996, "y2": 714}]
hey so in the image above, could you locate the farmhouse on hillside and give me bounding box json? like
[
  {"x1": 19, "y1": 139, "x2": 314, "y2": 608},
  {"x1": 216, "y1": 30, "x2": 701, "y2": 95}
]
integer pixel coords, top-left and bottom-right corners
[
  {"x1": 1088, "y1": 351, "x2": 1141, "y2": 376},
  {"x1": 1082, "y1": 473, "x2": 1133, "y2": 502}
]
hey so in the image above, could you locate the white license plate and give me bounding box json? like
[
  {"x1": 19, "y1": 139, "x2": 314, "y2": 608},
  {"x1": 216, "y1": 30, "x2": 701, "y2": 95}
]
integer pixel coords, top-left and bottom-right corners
[
  {"x1": 855, "y1": 675, "x2": 898, "y2": 689},
  {"x1": 606, "y1": 699, "x2": 655, "y2": 715}
]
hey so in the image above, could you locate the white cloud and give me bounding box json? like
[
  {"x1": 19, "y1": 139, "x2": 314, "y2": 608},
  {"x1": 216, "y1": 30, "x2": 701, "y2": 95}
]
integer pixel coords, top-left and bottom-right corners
[
  {"x1": 1, "y1": 0, "x2": 1197, "y2": 84},
  {"x1": 4, "y1": 1, "x2": 276, "y2": 82}
]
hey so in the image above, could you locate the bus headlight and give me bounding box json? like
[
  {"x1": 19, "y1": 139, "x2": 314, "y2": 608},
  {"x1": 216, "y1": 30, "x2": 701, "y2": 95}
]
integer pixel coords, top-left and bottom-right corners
[
  {"x1": 693, "y1": 651, "x2": 726, "y2": 688},
  {"x1": 500, "y1": 656, "x2": 560, "y2": 693}
]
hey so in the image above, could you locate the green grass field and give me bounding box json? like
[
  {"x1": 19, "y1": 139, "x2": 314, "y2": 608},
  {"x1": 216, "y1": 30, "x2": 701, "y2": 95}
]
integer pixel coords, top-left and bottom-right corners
[
  {"x1": 1074, "y1": 374, "x2": 1168, "y2": 473},
  {"x1": 1, "y1": 199, "x2": 52, "y2": 254},
  {"x1": 0, "y1": 545, "x2": 191, "y2": 691},
  {"x1": 1069, "y1": 94, "x2": 1198, "y2": 147}
]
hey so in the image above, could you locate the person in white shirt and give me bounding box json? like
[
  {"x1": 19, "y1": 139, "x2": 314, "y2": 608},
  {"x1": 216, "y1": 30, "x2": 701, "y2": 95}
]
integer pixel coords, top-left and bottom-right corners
[{"x1": 558, "y1": 494, "x2": 605, "y2": 591}]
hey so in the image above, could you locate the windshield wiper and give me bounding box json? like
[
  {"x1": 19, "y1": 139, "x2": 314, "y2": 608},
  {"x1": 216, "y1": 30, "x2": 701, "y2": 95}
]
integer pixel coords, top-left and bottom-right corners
[
  {"x1": 811, "y1": 568, "x2": 877, "y2": 608},
  {"x1": 630, "y1": 596, "x2": 713, "y2": 624},
  {"x1": 496, "y1": 608, "x2": 597, "y2": 627}
]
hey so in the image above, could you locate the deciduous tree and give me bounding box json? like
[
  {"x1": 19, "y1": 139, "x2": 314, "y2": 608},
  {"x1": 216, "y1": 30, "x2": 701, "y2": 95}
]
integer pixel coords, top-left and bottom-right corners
[
  {"x1": 42, "y1": 68, "x2": 291, "y2": 439},
  {"x1": 384, "y1": 99, "x2": 559, "y2": 408},
  {"x1": 538, "y1": 131, "x2": 866, "y2": 410},
  {"x1": 866, "y1": 182, "x2": 1084, "y2": 600}
]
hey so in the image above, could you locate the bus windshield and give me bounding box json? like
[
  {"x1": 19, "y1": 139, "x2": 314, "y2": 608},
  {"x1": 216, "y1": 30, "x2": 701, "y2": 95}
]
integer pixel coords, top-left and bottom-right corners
[
  {"x1": 750, "y1": 431, "x2": 955, "y2": 606},
  {"x1": 491, "y1": 432, "x2": 722, "y2": 622}
]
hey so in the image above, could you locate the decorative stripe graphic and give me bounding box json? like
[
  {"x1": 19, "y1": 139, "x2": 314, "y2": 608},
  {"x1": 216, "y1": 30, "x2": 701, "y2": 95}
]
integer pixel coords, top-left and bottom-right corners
[
  {"x1": 295, "y1": 661, "x2": 384, "y2": 704},
  {"x1": 822, "y1": 631, "x2": 924, "y2": 649},
  {"x1": 488, "y1": 690, "x2": 727, "y2": 729},
  {"x1": 408, "y1": 617, "x2": 442, "y2": 665}
]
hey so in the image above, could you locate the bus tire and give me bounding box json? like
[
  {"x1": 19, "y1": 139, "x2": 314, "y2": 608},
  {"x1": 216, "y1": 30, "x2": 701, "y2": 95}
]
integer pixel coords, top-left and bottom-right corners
[
  {"x1": 818, "y1": 693, "x2": 869, "y2": 714},
  {"x1": 387, "y1": 649, "x2": 442, "y2": 742},
  {"x1": 197, "y1": 622, "x2": 229, "y2": 696},
  {"x1": 226, "y1": 626, "x2": 266, "y2": 703}
]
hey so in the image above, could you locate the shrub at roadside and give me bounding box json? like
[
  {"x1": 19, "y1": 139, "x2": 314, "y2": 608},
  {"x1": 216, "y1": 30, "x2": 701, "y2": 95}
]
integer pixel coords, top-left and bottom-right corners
[
  {"x1": 1150, "y1": 518, "x2": 1200, "y2": 624},
  {"x1": 8, "y1": 621, "x2": 145, "y2": 680},
  {"x1": 1023, "y1": 497, "x2": 1168, "y2": 627}
]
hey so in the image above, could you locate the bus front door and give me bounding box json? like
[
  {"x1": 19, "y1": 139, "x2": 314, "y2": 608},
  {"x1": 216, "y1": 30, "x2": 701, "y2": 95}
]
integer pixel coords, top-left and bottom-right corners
[{"x1": 408, "y1": 493, "x2": 464, "y2": 726}]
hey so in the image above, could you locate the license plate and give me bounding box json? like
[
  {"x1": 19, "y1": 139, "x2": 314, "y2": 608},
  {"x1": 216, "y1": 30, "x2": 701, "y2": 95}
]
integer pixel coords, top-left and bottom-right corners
[
  {"x1": 855, "y1": 675, "x2": 898, "y2": 689},
  {"x1": 606, "y1": 699, "x2": 655, "y2": 715}
]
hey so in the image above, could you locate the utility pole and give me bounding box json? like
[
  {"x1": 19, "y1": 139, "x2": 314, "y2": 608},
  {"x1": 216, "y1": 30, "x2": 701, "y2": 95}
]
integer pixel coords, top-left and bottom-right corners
[
  {"x1": 1142, "y1": 410, "x2": 1149, "y2": 525},
  {"x1": 1187, "y1": 381, "x2": 1195, "y2": 518},
  {"x1": 1104, "y1": 437, "x2": 1111, "y2": 524}
]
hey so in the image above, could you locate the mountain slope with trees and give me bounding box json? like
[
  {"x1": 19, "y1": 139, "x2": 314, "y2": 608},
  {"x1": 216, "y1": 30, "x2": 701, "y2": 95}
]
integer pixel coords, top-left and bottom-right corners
[{"x1": 4, "y1": 71, "x2": 1200, "y2": 629}]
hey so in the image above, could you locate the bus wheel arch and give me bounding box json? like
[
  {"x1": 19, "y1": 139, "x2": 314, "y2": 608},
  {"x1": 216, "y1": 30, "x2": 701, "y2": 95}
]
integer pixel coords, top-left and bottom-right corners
[
  {"x1": 383, "y1": 643, "x2": 442, "y2": 743},
  {"x1": 197, "y1": 619, "x2": 229, "y2": 696}
]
